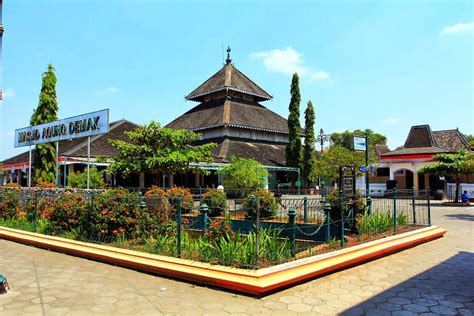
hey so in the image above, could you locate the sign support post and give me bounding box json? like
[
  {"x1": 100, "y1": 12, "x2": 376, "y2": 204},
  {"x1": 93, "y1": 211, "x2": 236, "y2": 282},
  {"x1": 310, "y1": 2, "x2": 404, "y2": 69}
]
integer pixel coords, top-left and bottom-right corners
[
  {"x1": 365, "y1": 132, "x2": 371, "y2": 213},
  {"x1": 87, "y1": 136, "x2": 91, "y2": 190},
  {"x1": 55, "y1": 142, "x2": 59, "y2": 186},
  {"x1": 28, "y1": 146, "x2": 32, "y2": 187}
]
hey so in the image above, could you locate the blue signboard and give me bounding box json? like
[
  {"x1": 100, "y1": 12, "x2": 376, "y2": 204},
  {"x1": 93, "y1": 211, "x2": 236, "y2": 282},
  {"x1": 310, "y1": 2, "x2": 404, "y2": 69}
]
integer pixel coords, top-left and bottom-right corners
[
  {"x1": 359, "y1": 166, "x2": 367, "y2": 172},
  {"x1": 353, "y1": 136, "x2": 366, "y2": 151}
]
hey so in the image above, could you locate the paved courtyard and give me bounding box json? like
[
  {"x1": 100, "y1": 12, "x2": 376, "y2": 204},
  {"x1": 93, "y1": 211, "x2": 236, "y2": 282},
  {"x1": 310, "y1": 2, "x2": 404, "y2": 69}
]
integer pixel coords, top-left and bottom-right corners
[{"x1": 0, "y1": 204, "x2": 473, "y2": 315}]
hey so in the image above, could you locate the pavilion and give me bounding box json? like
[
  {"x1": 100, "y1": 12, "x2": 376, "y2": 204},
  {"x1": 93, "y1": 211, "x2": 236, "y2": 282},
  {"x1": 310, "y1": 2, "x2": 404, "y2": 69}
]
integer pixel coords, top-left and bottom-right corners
[{"x1": 377, "y1": 124, "x2": 472, "y2": 192}]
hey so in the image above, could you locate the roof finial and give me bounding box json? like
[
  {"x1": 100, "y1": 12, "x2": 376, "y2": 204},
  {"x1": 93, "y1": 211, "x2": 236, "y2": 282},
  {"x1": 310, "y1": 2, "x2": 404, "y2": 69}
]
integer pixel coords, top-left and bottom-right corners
[{"x1": 225, "y1": 46, "x2": 232, "y2": 65}]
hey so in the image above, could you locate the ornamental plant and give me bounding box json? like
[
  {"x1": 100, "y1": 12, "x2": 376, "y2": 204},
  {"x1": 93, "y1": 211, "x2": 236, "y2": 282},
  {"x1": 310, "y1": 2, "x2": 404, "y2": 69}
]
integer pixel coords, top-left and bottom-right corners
[
  {"x1": 219, "y1": 157, "x2": 268, "y2": 191},
  {"x1": 207, "y1": 217, "x2": 233, "y2": 241},
  {"x1": 48, "y1": 193, "x2": 88, "y2": 235},
  {"x1": 144, "y1": 186, "x2": 173, "y2": 223},
  {"x1": 35, "y1": 181, "x2": 56, "y2": 188},
  {"x1": 244, "y1": 190, "x2": 278, "y2": 219},
  {"x1": 166, "y1": 186, "x2": 194, "y2": 212},
  {"x1": 67, "y1": 168, "x2": 106, "y2": 189},
  {"x1": 201, "y1": 189, "x2": 227, "y2": 217},
  {"x1": 89, "y1": 188, "x2": 144, "y2": 238},
  {"x1": 0, "y1": 185, "x2": 21, "y2": 218}
]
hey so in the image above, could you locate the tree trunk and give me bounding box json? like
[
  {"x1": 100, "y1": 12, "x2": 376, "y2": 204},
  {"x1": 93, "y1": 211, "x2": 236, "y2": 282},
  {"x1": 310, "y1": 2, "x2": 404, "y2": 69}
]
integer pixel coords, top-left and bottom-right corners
[{"x1": 455, "y1": 175, "x2": 460, "y2": 203}]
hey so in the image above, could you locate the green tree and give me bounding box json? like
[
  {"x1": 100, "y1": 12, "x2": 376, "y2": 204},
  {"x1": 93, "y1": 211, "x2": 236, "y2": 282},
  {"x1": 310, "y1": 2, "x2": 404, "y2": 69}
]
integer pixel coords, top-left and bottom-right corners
[
  {"x1": 419, "y1": 150, "x2": 474, "y2": 203},
  {"x1": 331, "y1": 129, "x2": 386, "y2": 150},
  {"x1": 219, "y1": 157, "x2": 268, "y2": 191},
  {"x1": 67, "y1": 168, "x2": 106, "y2": 189},
  {"x1": 465, "y1": 134, "x2": 474, "y2": 150},
  {"x1": 302, "y1": 100, "x2": 316, "y2": 186},
  {"x1": 285, "y1": 73, "x2": 302, "y2": 176},
  {"x1": 313, "y1": 146, "x2": 365, "y2": 183},
  {"x1": 109, "y1": 121, "x2": 215, "y2": 177},
  {"x1": 31, "y1": 64, "x2": 59, "y2": 184}
]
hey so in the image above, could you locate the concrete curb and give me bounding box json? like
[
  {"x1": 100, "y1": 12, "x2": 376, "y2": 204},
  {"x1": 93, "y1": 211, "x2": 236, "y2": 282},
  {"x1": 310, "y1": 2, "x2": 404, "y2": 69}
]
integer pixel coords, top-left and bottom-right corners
[{"x1": 0, "y1": 225, "x2": 446, "y2": 296}]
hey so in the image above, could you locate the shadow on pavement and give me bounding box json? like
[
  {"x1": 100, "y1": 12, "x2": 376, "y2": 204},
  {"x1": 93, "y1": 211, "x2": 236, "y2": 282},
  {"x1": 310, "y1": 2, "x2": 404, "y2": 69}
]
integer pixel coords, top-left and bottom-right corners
[
  {"x1": 444, "y1": 214, "x2": 474, "y2": 222},
  {"x1": 341, "y1": 251, "x2": 474, "y2": 315}
]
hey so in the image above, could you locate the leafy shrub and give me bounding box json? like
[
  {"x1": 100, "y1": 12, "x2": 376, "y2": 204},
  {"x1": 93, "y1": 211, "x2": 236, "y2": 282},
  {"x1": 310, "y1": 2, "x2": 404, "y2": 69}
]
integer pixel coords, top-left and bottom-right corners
[
  {"x1": 219, "y1": 157, "x2": 268, "y2": 191},
  {"x1": 68, "y1": 168, "x2": 106, "y2": 189},
  {"x1": 35, "y1": 181, "x2": 55, "y2": 188},
  {"x1": 23, "y1": 194, "x2": 55, "y2": 223},
  {"x1": 0, "y1": 188, "x2": 20, "y2": 218},
  {"x1": 201, "y1": 189, "x2": 227, "y2": 217},
  {"x1": 166, "y1": 186, "x2": 193, "y2": 212},
  {"x1": 48, "y1": 193, "x2": 88, "y2": 235},
  {"x1": 144, "y1": 186, "x2": 173, "y2": 221},
  {"x1": 89, "y1": 188, "x2": 144, "y2": 238},
  {"x1": 244, "y1": 190, "x2": 277, "y2": 219}
]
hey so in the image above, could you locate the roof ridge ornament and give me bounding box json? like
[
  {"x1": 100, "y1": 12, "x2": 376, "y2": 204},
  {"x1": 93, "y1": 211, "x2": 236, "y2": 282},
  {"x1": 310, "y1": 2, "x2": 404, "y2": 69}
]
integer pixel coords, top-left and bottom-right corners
[{"x1": 225, "y1": 46, "x2": 232, "y2": 65}]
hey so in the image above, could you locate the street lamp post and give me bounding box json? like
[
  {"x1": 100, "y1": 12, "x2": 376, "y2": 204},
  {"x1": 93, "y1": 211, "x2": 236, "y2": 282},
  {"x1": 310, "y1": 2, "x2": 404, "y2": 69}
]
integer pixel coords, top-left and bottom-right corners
[{"x1": 316, "y1": 128, "x2": 331, "y2": 193}]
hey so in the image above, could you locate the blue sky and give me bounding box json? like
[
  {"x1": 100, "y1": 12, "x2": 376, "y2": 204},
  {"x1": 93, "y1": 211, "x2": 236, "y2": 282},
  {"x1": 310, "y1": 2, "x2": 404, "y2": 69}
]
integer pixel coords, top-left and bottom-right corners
[{"x1": 1, "y1": 0, "x2": 473, "y2": 160}]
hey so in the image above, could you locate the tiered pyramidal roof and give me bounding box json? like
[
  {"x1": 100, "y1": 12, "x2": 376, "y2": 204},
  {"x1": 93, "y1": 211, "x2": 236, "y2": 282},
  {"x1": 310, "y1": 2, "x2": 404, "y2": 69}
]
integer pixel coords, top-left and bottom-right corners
[{"x1": 166, "y1": 48, "x2": 290, "y2": 166}]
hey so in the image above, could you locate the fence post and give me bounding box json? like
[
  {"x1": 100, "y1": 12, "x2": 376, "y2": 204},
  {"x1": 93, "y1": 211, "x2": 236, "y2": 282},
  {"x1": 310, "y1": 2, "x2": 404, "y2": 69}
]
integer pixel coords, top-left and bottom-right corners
[
  {"x1": 412, "y1": 187, "x2": 417, "y2": 225},
  {"x1": 199, "y1": 203, "x2": 209, "y2": 231},
  {"x1": 177, "y1": 196, "x2": 182, "y2": 258},
  {"x1": 255, "y1": 197, "x2": 260, "y2": 268},
  {"x1": 288, "y1": 207, "x2": 297, "y2": 256},
  {"x1": 324, "y1": 202, "x2": 331, "y2": 243},
  {"x1": 303, "y1": 197, "x2": 308, "y2": 223},
  {"x1": 339, "y1": 190, "x2": 345, "y2": 248},
  {"x1": 33, "y1": 193, "x2": 38, "y2": 233},
  {"x1": 427, "y1": 187, "x2": 431, "y2": 226},
  {"x1": 393, "y1": 189, "x2": 397, "y2": 233},
  {"x1": 366, "y1": 196, "x2": 372, "y2": 215}
]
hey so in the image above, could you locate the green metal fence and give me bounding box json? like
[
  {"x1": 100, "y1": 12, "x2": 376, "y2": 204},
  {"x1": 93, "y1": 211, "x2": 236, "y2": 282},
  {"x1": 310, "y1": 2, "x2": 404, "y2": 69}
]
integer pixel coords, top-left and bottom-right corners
[{"x1": 0, "y1": 187, "x2": 431, "y2": 269}]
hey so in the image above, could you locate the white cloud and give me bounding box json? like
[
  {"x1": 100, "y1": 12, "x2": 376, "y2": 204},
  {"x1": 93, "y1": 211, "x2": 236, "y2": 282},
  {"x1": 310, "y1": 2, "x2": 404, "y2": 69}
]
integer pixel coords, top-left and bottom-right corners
[
  {"x1": 311, "y1": 71, "x2": 331, "y2": 80},
  {"x1": 441, "y1": 22, "x2": 474, "y2": 35},
  {"x1": 383, "y1": 117, "x2": 400, "y2": 125},
  {"x1": 2, "y1": 88, "x2": 14, "y2": 98},
  {"x1": 105, "y1": 86, "x2": 119, "y2": 93},
  {"x1": 250, "y1": 46, "x2": 330, "y2": 81}
]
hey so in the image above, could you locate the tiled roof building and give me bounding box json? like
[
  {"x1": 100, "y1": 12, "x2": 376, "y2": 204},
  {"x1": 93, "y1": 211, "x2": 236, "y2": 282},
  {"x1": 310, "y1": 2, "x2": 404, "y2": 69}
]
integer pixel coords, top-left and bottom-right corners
[{"x1": 166, "y1": 47, "x2": 290, "y2": 167}]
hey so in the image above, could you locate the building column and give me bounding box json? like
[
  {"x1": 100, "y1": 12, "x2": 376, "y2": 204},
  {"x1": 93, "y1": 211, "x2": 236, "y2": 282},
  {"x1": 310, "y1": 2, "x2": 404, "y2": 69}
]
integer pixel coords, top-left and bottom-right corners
[
  {"x1": 413, "y1": 170, "x2": 419, "y2": 192},
  {"x1": 389, "y1": 168, "x2": 395, "y2": 180},
  {"x1": 194, "y1": 173, "x2": 200, "y2": 187},
  {"x1": 168, "y1": 174, "x2": 174, "y2": 188},
  {"x1": 139, "y1": 172, "x2": 145, "y2": 188}
]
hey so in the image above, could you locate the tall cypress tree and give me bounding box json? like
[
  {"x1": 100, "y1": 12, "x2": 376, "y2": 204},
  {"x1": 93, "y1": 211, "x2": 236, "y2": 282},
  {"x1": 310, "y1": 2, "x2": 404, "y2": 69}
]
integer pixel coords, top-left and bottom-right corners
[
  {"x1": 285, "y1": 73, "x2": 302, "y2": 177},
  {"x1": 31, "y1": 64, "x2": 59, "y2": 184},
  {"x1": 302, "y1": 100, "x2": 316, "y2": 186}
]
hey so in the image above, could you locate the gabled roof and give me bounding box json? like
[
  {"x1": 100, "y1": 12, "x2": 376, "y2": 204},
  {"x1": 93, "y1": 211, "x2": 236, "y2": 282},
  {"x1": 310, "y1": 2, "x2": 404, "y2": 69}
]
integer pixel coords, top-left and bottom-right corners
[
  {"x1": 404, "y1": 125, "x2": 438, "y2": 148},
  {"x1": 2, "y1": 120, "x2": 139, "y2": 165},
  {"x1": 382, "y1": 124, "x2": 471, "y2": 157},
  {"x1": 166, "y1": 98, "x2": 289, "y2": 134},
  {"x1": 432, "y1": 129, "x2": 470, "y2": 153},
  {"x1": 185, "y1": 63, "x2": 272, "y2": 102},
  {"x1": 211, "y1": 138, "x2": 286, "y2": 167}
]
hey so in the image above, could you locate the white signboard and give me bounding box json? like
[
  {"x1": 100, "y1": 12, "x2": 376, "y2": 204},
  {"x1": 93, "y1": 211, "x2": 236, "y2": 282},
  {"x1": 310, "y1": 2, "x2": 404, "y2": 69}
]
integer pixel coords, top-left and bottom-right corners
[
  {"x1": 14, "y1": 109, "x2": 109, "y2": 148},
  {"x1": 353, "y1": 136, "x2": 366, "y2": 151}
]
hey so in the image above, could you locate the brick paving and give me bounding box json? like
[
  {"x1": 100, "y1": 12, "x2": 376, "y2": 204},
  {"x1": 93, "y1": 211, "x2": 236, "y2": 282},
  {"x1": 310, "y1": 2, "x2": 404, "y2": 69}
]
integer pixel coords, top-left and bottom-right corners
[{"x1": 0, "y1": 204, "x2": 473, "y2": 315}]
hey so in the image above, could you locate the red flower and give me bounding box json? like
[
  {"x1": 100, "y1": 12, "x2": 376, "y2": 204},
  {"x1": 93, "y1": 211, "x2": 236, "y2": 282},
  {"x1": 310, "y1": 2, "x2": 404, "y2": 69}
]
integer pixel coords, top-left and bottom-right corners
[
  {"x1": 211, "y1": 221, "x2": 220, "y2": 227},
  {"x1": 101, "y1": 209, "x2": 107, "y2": 215},
  {"x1": 119, "y1": 228, "x2": 125, "y2": 233},
  {"x1": 182, "y1": 218, "x2": 189, "y2": 224},
  {"x1": 223, "y1": 225, "x2": 231, "y2": 230}
]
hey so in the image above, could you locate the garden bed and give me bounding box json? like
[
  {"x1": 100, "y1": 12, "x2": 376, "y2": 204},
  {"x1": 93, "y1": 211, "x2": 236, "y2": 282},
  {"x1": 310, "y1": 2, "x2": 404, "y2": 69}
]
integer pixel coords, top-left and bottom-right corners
[{"x1": 0, "y1": 225, "x2": 446, "y2": 296}]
